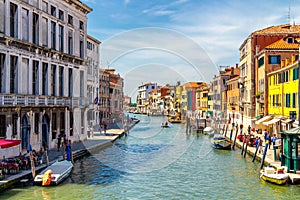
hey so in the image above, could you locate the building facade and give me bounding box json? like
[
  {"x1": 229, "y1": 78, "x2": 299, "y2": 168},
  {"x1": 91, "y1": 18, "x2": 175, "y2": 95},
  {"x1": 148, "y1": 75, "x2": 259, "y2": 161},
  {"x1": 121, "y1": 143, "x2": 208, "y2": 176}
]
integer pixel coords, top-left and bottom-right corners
[
  {"x1": 0, "y1": 0, "x2": 93, "y2": 156},
  {"x1": 86, "y1": 35, "x2": 100, "y2": 127}
]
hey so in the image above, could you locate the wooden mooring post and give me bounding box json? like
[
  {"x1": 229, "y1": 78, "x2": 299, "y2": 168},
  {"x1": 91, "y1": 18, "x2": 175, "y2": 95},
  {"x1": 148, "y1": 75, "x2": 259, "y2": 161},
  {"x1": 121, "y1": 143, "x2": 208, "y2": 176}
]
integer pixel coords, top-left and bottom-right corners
[
  {"x1": 232, "y1": 124, "x2": 239, "y2": 150},
  {"x1": 260, "y1": 143, "x2": 269, "y2": 169}
]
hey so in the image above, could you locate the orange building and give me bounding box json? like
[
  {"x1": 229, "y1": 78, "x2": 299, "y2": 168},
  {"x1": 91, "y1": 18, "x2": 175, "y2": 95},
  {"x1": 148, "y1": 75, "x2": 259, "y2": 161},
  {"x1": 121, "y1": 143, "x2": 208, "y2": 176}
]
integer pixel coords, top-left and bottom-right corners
[{"x1": 226, "y1": 69, "x2": 240, "y2": 124}]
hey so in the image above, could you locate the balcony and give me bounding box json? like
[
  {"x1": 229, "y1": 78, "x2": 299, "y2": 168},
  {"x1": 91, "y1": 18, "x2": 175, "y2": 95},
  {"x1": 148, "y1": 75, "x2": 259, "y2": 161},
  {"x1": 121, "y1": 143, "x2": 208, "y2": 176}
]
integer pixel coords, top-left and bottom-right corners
[{"x1": 0, "y1": 94, "x2": 86, "y2": 108}]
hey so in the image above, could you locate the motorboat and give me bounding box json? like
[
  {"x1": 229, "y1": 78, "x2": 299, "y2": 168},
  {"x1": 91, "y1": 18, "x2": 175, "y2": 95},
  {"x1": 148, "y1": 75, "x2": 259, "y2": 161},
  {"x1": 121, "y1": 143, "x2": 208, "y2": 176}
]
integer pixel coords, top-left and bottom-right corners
[
  {"x1": 203, "y1": 127, "x2": 214, "y2": 136},
  {"x1": 211, "y1": 134, "x2": 232, "y2": 150},
  {"x1": 34, "y1": 160, "x2": 73, "y2": 186},
  {"x1": 260, "y1": 166, "x2": 289, "y2": 185}
]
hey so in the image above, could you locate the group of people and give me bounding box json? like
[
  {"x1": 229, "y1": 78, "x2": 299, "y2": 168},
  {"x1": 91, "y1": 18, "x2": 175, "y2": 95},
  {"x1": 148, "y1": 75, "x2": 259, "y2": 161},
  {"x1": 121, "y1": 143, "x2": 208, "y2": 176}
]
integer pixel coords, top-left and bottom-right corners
[{"x1": 254, "y1": 129, "x2": 278, "y2": 154}]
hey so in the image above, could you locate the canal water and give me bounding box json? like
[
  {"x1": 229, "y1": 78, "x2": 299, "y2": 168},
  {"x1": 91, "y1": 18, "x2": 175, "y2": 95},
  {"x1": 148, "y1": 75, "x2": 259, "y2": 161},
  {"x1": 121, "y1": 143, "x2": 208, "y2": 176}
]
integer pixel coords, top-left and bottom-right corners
[{"x1": 1, "y1": 114, "x2": 300, "y2": 200}]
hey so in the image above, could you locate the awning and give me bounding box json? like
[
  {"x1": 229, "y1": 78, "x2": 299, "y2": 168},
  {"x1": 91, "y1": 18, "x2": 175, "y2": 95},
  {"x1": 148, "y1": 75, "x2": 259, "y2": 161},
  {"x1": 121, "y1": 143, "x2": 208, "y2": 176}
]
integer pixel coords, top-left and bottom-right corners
[
  {"x1": 255, "y1": 115, "x2": 272, "y2": 125},
  {"x1": 281, "y1": 119, "x2": 293, "y2": 124},
  {"x1": 0, "y1": 139, "x2": 21, "y2": 149},
  {"x1": 263, "y1": 118, "x2": 280, "y2": 126}
]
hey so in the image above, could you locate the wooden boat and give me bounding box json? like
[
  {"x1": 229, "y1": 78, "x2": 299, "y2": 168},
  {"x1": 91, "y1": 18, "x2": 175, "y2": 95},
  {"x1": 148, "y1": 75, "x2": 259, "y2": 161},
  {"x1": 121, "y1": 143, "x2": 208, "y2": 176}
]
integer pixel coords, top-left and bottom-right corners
[
  {"x1": 34, "y1": 160, "x2": 73, "y2": 186},
  {"x1": 260, "y1": 166, "x2": 289, "y2": 185},
  {"x1": 211, "y1": 134, "x2": 231, "y2": 150},
  {"x1": 161, "y1": 125, "x2": 169, "y2": 128}
]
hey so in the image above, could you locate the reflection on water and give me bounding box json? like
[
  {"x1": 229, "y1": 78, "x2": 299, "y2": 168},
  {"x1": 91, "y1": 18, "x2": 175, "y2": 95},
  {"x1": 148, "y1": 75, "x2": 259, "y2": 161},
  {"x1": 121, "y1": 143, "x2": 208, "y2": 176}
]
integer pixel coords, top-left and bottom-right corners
[{"x1": 1, "y1": 115, "x2": 300, "y2": 199}]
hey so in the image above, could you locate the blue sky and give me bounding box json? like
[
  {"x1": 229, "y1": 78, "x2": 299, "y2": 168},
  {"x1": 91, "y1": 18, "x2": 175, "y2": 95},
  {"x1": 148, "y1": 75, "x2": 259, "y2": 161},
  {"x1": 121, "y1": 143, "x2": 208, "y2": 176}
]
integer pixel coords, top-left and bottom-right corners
[{"x1": 82, "y1": 0, "x2": 297, "y2": 98}]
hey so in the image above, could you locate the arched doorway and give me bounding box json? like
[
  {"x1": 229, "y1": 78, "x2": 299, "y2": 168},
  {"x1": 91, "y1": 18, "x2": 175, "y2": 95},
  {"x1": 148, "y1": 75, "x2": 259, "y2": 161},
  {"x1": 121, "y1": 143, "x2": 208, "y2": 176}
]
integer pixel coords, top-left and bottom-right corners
[
  {"x1": 42, "y1": 114, "x2": 50, "y2": 149},
  {"x1": 21, "y1": 115, "x2": 30, "y2": 150}
]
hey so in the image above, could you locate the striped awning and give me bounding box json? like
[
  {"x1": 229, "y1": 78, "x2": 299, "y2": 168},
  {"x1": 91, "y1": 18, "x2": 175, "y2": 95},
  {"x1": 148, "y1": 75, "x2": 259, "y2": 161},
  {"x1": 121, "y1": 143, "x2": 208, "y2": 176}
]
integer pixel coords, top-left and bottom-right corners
[
  {"x1": 263, "y1": 118, "x2": 280, "y2": 126},
  {"x1": 255, "y1": 115, "x2": 272, "y2": 125}
]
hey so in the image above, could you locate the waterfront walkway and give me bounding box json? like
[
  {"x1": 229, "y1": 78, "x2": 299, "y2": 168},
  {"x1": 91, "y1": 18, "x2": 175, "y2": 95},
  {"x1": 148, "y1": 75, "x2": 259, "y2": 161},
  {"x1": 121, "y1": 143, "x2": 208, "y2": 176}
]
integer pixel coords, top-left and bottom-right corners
[{"x1": 0, "y1": 120, "x2": 139, "y2": 192}]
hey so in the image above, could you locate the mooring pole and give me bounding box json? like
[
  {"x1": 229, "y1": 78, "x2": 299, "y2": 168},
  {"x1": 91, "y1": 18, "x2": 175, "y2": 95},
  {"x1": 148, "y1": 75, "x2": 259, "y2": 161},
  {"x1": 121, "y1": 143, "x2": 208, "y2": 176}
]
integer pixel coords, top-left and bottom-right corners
[
  {"x1": 260, "y1": 143, "x2": 269, "y2": 169},
  {"x1": 232, "y1": 124, "x2": 239, "y2": 150}
]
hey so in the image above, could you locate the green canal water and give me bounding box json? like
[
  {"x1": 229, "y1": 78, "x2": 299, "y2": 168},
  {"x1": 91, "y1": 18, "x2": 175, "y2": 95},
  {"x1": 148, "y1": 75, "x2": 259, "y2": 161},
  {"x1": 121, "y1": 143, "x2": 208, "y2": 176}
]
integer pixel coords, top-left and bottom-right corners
[{"x1": 1, "y1": 114, "x2": 300, "y2": 200}]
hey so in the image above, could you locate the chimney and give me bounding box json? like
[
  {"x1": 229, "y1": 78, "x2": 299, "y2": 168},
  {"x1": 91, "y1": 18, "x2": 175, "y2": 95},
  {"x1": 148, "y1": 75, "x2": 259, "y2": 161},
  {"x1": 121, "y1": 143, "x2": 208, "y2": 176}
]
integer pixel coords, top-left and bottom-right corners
[
  {"x1": 236, "y1": 63, "x2": 239, "y2": 68},
  {"x1": 231, "y1": 67, "x2": 234, "y2": 75}
]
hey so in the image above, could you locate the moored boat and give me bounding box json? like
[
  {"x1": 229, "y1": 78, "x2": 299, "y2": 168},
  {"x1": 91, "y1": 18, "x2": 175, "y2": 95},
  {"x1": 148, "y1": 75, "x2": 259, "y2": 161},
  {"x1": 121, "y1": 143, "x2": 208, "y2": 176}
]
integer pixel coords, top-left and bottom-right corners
[
  {"x1": 34, "y1": 160, "x2": 73, "y2": 186},
  {"x1": 211, "y1": 134, "x2": 231, "y2": 150},
  {"x1": 260, "y1": 166, "x2": 288, "y2": 185}
]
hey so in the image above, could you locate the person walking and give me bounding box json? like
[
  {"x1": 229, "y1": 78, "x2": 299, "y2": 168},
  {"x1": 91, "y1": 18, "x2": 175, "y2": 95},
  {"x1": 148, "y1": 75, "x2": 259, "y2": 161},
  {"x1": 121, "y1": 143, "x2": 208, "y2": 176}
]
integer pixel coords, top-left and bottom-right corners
[
  {"x1": 65, "y1": 140, "x2": 72, "y2": 162},
  {"x1": 266, "y1": 133, "x2": 271, "y2": 149},
  {"x1": 247, "y1": 125, "x2": 251, "y2": 135},
  {"x1": 271, "y1": 134, "x2": 278, "y2": 149},
  {"x1": 104, "y1": 121, "x2": 108, "y2": 135}
]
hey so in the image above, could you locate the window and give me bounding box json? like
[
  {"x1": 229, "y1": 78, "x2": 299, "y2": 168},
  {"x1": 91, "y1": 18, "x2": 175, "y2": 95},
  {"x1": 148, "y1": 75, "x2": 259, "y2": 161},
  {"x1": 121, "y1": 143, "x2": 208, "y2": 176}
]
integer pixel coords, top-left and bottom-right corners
[
  {"x1": 50, "y1": 5, "x2": 56, "y2": 17},
  {"x1": 69, "y1": 111, "x2": 73, "y2": 136},
  {"x1": 51, "y1": 21, "x2": 56, "y2": 49},
  {"x1": 68, "y1": 68, "x2": 73, "y2": 96},
  {"x1": 80, "y1": 35, "x2": 84, "y2": 58},
  {"x1": 52, "y1": 113, "x2": 57, "y2": 140},
  {"x1": 32, "y1": 60, "x2": 39, "y2": 95},
  {"x1": 0, "y1": 53, "x2": 5, "y2": 93},
  {"x1": 10, "y1": 55, "x2": 18, "y2": 93},
  {"x1": 10, "y1": 3, "x2": 18, "y2": 38},
  {"x1": 42, "y1": 63, "x2": 48, "y2": 95},
  {"x1": 0, "y1": 0, "x2": 4, "y2": 33},
  {"x1": 68, "y1": 30, "x2": 73, "y2": 55},
  {"x1": 292, "y1": 93, "x2": 296, "y2": 108},
  {"x1": 58, "y1": 25, "x2": 64, "y2": 52},
  {"x1": 0, "y1": 115, "x2": 6, "y2": 138},
  {"x1": 32, "y1": 13, "x2": 39, "y2": 45},
  {"x1": 59, "y1": 10, "x2": 64, "y2": 21},
  {"x1": 34, "y1": 113, "x2": 39, "y2": 133},
  {"x1": 293, "y1": 67, "x2": 299, "y2": 81},
  {"x1": 286, "y1": 93, "x2": 290, "y2": 108},
  {"x1": 79, "y1": 20, "x2": 84, "y2": 30},
  {"x1": 268, "y1": 55, "x2": 280, "y2": 64},
  {"x1": 59, "y1": 66, "x2": 64, "y2": 96},
  {"x1": 287, "y1": 37, "x2": 294, "y2": 44},
  {"x1": 42, "y1": 17, "x2": 48, "y2": 47},
  {"x1": 60, "y1": 112, "x2": 65, "y2": 136},
  {"x1": 68, "y1": 15, "x2": 73, "y2": 25},
  {"x1": 80, "y1": 71, "x2": 84, "y2": 97},
  {"x1": 42, "y1": 1, "x2": 48, "y2": 12},
  {"x1": 12, "y1": 114, "x2": 18, "y2": 137},
  {"x1": 258, "y1": 56, "x2": 264, "y2": 67},
  {"x1": 22, "y1": 8, "x2": 29, "y2": 41},
  {"x1": 51, "y1": 65, "x2": 56, "y2": 96},
  {"x1": 285, "y1": 71, "x2": 289, "y2": 82}
]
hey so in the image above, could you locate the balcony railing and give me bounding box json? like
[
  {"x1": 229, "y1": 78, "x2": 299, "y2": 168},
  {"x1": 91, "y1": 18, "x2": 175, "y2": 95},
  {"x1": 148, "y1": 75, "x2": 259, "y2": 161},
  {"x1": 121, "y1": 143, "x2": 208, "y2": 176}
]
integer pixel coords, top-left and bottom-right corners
[{"x1": 0, "y1": 94, "x2": 87, "y2": 108}]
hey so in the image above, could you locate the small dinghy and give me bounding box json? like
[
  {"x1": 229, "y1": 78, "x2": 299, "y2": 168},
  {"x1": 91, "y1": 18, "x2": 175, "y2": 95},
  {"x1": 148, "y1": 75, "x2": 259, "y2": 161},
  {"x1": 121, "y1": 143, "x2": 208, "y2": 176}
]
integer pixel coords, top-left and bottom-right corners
[
  {"x1": 34, "y1": 160, "x2": 73, "y2": 186},
  {"x1": 260, "y1": 166, "x2": 289, "y2": 185}
]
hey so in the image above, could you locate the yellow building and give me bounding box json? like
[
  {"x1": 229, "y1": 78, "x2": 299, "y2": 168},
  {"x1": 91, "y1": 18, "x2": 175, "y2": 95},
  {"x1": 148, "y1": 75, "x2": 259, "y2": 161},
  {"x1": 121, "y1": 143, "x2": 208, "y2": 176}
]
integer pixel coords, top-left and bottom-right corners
[
  {"x1": 196, "y1": 83, "x2": 209, "y2": 117},
  {"x1": 255, "y1": 37, "x2": 299, "y2": 117},
  {"x1": 267, "y1": 58, "x2": 299, "y2": 132},
  {"x1": 226, "y1": 75, "x2": 240, "y2": 124}
]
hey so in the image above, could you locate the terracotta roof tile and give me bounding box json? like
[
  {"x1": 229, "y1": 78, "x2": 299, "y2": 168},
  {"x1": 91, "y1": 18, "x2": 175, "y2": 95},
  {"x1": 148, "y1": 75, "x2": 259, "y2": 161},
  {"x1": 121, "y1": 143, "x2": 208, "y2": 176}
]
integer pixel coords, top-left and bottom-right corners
[
  {"x1": 265, "y1": 37, "x2": 299, "y2": 49},
  {"x1": 253, "y1": 24, "x2": 300, "y2": 35}
]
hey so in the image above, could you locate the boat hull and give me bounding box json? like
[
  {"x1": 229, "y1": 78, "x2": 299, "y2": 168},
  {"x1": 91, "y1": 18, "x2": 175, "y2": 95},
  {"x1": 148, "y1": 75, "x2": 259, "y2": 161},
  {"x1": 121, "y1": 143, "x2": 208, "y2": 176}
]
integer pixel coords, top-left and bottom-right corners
[
  {"x1": 34, "y1": 160, "x2": 73, "y2": 186},
  {"x1": 260, "y1": 170, "x2": 288, "y2": 185},
  {"x1": 211, "y1": 135, "x2": 232, "y2": 150}
]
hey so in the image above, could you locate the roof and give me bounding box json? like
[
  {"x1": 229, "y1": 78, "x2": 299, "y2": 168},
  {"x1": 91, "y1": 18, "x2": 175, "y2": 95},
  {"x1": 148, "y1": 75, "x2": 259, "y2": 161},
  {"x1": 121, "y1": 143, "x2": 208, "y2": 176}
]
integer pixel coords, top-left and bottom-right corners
[
  {"x1": 182, "y1": 82, "x2": 208, "y2": 88},
  {"x1": 265, "y1": 37, "x2": 299, "y2": 50},
  {"x1": 253, "y1": 24, "x2": 300, "y2": 35}
]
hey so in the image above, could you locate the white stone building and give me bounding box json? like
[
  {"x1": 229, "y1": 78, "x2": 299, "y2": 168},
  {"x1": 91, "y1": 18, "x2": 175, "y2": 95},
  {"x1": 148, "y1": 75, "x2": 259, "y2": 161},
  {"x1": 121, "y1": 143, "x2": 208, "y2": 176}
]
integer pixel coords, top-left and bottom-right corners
[
  {"x1": 0, "y1": 0, "x2": 94, "y2": 156},
  {"x1": 86, "y1": 35, "x2": 100, "y2": 127}
]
